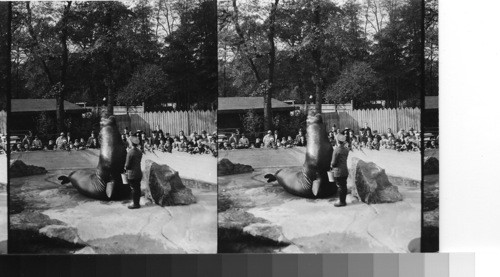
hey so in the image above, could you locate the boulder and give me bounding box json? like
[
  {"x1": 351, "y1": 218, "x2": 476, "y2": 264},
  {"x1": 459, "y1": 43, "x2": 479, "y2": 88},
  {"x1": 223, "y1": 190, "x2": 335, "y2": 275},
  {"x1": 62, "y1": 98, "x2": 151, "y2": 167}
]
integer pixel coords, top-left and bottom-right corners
[
  {"x1": 10, "y1": 160, "x2": 47, "y2": 178},
  {"x1": 423, "y1": 157, "x2": 439, "y2": 175},
  {"x1": 348, "y1": 158, "x2": 403, "y2": 204},
  {"x1": 39, "y1": 225, "x2": 85, "y2": 245},
  {"x1": 218, "y1": 158, "x2": 254, "y2": 176},
  {"x1": 143, "y1": 160, "x2": 196, "y2": 206}
]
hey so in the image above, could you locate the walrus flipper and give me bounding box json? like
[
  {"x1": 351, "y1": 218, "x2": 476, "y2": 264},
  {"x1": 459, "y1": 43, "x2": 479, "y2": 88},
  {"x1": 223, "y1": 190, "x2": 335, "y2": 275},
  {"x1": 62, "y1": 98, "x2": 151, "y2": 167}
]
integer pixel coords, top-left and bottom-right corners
[
  {"x1": 264, "y1": 174, "x2": 277, "y2": 183},
  {"x1": 58, "y1": 175, "x2": 71, "y2": 185}
]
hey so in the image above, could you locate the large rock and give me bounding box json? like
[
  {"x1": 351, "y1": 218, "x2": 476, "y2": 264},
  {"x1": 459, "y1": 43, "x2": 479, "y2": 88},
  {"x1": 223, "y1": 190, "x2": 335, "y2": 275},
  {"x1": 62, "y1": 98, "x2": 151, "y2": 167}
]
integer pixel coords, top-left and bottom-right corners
[
  {"x1": 10, "y1": 160, "x2": 47, "y2": 178},
  {"x1": 348, "y1": 158, "x2": 403, "y2": 204},
  {"x1": 218, "y1": 158, "x2": 253, "y2": 176},
  {"x1": 424, "y1": 157, "x2": 439, "y2": 175},
  {"x1": 143, "y1": 160, "x2": 196, "y2": 206}
]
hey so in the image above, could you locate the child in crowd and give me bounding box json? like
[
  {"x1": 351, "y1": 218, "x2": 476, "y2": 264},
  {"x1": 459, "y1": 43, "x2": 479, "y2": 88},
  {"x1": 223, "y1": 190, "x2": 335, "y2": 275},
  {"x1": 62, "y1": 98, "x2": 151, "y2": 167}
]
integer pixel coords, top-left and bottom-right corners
[
  {"x1": 372, "y1": 138, "x2": 380, "y2": 151},
  {"x1": 165, "y1": 140, "x2": 173, "y2": 153}
]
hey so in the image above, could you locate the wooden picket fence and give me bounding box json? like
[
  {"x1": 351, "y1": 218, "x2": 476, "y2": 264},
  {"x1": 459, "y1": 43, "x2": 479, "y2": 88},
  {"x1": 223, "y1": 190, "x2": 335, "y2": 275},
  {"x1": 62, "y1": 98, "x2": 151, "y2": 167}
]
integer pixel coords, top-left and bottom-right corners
[
  {"x1": 322, "y1": 108, "x2": 421, "y2": 133},
  {"x1": 0, "y1": 110, "x2": 6, "y2": 135},
  {"x1": 115, "y1": 110, "x2": 216, "y2": 136}
]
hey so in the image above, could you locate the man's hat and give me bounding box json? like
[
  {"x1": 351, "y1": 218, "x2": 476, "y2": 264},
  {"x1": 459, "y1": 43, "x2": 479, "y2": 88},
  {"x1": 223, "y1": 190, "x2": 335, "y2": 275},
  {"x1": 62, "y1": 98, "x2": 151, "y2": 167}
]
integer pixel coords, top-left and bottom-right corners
[
  {"x1": 130, "y1": 136, "x2": 140, "y2": 145},
  {"x1": 336, "y1": 134, "x2": 346, "y2": 142}
]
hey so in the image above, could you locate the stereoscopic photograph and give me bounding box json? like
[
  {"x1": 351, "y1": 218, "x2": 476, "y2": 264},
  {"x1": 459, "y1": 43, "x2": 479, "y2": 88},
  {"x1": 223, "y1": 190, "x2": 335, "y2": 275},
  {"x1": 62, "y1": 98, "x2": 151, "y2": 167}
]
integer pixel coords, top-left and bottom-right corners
[
  {"x1": 7, "y1": 0, "x2": 217, "y2": 254},
  {"x1": 217, "y1": 0, "x2": 425, "y2": 253}
]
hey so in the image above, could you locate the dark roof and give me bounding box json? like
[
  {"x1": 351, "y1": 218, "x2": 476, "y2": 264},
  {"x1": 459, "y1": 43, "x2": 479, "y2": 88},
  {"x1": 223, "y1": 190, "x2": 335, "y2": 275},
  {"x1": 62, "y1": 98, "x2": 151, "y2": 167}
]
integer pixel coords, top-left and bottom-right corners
[
  {"x1": 425, "y1": 96, "x2": 438, "y2": 110},
  {"x1": 218, "y1": 97, "x2": 296, "y2": 113},
  {"x1": 11, "y1": 99, "x2": 88, "y2": 113}
]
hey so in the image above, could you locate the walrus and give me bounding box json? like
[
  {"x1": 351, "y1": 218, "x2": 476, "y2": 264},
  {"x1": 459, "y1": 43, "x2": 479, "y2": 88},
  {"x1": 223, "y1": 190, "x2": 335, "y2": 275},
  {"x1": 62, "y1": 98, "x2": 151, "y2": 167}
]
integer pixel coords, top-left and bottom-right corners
[
  {"x1": 58, "y1": 116, "x2": 130, "y2": 200},
  {"x1": 264, "y1": 114, "x2": 337, "y2": 198}
]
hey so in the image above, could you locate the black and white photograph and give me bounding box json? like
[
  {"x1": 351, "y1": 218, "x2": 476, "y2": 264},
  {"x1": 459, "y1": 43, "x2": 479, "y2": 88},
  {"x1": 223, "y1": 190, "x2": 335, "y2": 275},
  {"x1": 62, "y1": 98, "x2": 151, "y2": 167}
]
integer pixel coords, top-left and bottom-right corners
[
  {"x1": 7, "y1": 0, "x2": 218, "y2": 254},
  {"x1": 217, "y1": 0, "x2": 424, "y2": 253}
]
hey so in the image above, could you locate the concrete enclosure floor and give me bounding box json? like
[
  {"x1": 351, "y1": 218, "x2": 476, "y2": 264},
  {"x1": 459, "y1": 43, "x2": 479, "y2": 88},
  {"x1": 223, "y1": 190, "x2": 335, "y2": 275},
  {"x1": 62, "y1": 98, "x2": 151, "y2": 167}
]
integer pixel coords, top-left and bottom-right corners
[
  {"x1": 9, "y1": 150, "x2": 217, "y2": 254},
  {"x1": 218, "y1": 147, "x2": 421, "y2": 253}
]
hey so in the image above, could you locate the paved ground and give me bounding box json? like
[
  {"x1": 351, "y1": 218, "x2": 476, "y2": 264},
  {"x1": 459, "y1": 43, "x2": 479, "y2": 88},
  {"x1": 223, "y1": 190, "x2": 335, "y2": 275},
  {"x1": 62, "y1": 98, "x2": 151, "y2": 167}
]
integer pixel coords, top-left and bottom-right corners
[
  {"x1": 10, "y1": 150, "x2": 217, "y2": 254},
  {"x1": 218, "y1": 147, "x2": 421, "y2": 253},
  {"x1": 0, "y1": 154, "x2": 6, "y2": 253}
]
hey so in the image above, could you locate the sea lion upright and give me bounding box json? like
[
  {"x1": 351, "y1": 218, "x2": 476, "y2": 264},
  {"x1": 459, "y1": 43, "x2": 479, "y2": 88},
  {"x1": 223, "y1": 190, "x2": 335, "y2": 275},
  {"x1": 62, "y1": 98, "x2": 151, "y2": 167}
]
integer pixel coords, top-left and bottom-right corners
[
  {"x1": 58, "y1": 116, "x2": 130, "y2": 200},
  {"x1": 264, "y1": 113, "x2": 337, "y2": 198}
]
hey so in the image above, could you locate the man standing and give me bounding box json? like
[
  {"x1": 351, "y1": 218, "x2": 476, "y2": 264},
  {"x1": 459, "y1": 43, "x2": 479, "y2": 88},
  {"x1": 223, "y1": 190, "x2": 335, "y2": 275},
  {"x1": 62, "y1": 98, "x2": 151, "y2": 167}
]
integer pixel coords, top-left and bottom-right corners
[
  {"x1": 263, "y1": 130, "x2": 274, "y2": 148},
  {"x1": 331, "y1": 134, "x2": 349, "y2": 207},
  {"x1": 125, "y1": 136, "x2": 143, "y2": 209}
]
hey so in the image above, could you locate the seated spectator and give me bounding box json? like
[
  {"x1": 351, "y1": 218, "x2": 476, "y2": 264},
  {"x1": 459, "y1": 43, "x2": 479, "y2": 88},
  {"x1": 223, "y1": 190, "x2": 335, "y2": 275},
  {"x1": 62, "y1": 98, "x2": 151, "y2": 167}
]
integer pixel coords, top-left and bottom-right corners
[
  {"x1": 367, "y1": 137, "x2": 374, "y2": 150},
  {"x1": 295, "y1": 130, "x2": 306, "y2": 146},
  {"x1": 87, "y1": 132, "x2": 98, "y2": 149},
  {"x1": 380, "y1": 135, "x2": 388, "y2": 147},
  {"x1": 46, "y1": 140, "x2": 56, "y2": 150},
  {"x1": 78, "y1": 138, "x2": 86, "y2": 150},
  {"x1": 31, "y1": 136, "x2": 43, "y2": 150},
  {"x1": 280, "y1": 137, "x2": 287, "y2": 147},
  {"x1": 179, "y1": 138, "x2": 188, "y2": 152},
  {"x1": 73, "y1": 139, "x2": 81, "y2": 150},
  {"x1": 153, "y1": 125, "x2": 164, "y2": 138},
  {"x1": 228, "y1": 132, "x2": 238, "y2": 146},
  {"x1": 263, "y1": 130, "x2": 274, "y2": 148},
  {"x1": 56, "y1": 132, "x2": 67, "y2": 150},
  {"x1": 23, "y1": 143, "x2": 30, "y2": 151},
  {"x1": 143, "y1": 139, "x2": 153, "y2": 152},
  {"x1": 165, "y1": 140, "x2": 173, "y2": 153},
  {"x1": 230, "y1": 142, "x2": 237, "y2": 150},
  {"x1": 222, "y1": 141, "x2": 231, "y2": 150},
  {"x1": 200, "y1": 131, "x2": 209, "y2": 142},
  {"x1": 22, "y1": 135, "x2": 31, "y2": 149},
  {"x1": 192, "y1": 140, "x2": 206, "y2": 154},
  {"x1": 373, "y1": 130, "x2": 382, "y2": 142},
  {"x1": 372, "y1": 138, "x2": 380, "y2": 150},
  {"x1": 238, "y1": 134, "x2": 250, "y2": 148},
  {"x1": 178, "y1": 131, "x2": 188, "y2": 142},
  {"x1": 286, "y1": 136, "x2": 294, "y2": 148},
  {"x1": 254, "y1": 138, "x2": 262, "y2": 148},
  {"x1": 165, "y1": 133, "x2": 174, "y2": 145},
  {"x1": 386, "y1": 128, "x2": 394, "y2": 138}
]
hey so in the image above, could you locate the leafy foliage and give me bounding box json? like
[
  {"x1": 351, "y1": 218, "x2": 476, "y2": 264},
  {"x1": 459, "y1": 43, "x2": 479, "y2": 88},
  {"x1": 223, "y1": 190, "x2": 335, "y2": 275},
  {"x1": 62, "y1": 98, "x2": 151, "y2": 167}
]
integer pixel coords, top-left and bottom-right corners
[
  {"x1": 11, "y1": 0, "x2": 216, "y2": 111},
  {"x1": 219, "y1": 0, "x2": 422, "y2": 108},
  {"x1": 326, "y1": 62, "x2": 379, "y2": 108}
]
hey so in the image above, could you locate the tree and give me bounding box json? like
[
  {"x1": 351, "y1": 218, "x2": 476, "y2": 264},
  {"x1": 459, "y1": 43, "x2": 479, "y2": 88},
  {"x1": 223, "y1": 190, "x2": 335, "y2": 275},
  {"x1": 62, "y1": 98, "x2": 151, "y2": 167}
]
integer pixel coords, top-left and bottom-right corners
[
  {"x1": 326, "y1": 61, "x2": 379, "y2": 108},
  {"x1": 117, "y1": 64, "x2": 170, "y2": 108}
]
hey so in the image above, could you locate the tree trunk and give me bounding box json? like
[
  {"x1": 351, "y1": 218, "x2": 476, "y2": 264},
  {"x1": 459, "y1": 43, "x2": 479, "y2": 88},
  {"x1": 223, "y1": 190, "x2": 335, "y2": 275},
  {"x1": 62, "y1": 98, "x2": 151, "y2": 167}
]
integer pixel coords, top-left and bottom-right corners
[
  {"x1": 312, "y1": 4, "x2": 322, "y2": 114},
  {"x1": 264, "y1": 0, "x2": 279, "y2": 131},
  {"x1": 57, "y1": 1, "x2": 72, "y2": 133},
  {"x1": 105, "y1": 6, "x2": 114, "y2": 117}
]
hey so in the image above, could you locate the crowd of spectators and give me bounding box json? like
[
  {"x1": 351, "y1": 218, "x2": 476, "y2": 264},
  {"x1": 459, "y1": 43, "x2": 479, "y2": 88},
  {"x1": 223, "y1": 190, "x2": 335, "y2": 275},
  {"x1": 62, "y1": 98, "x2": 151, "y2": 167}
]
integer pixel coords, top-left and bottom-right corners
[
  {"x1": 11, "y1": 125, "x2": 218, "y2": 156},
  {"x1": 220, "y1": 122, "x2": 437, "y2": 152}
]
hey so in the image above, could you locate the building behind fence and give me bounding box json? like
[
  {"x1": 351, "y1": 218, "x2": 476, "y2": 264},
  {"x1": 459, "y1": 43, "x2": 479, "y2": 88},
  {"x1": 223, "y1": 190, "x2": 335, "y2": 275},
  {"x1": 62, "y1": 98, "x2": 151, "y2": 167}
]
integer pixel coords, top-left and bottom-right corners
[
  {"x1": 322, "y1": 108, "x2": 420, "y2": 133},
  {"x1": 0, "y1": 111, "x2": 6, "y2": 134},
  {"x1": 115, "y1": 110, "x2": 216, "y2": 136}
]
